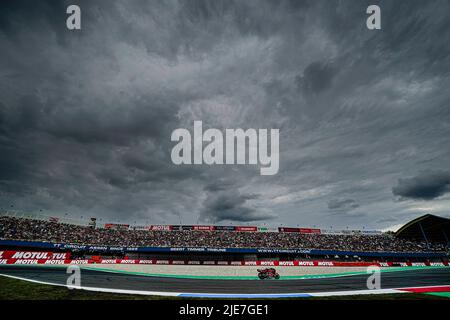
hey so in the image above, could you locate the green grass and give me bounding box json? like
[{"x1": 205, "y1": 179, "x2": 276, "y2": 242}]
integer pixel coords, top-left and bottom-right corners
[
  {"x1": 0, "y1": 276, "x2": 449, "y2": 300},
  {"x1": 0, "y1": 276, "x2": 176, "y2": 300}
]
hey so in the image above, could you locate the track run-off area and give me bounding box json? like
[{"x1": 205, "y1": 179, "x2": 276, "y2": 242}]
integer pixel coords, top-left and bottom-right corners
[{"x1": 0, "y1": 265, "x2": 450, "y2": 298}]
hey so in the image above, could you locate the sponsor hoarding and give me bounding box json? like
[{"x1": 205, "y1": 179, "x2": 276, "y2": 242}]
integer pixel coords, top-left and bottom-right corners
[
  {"x1": 236, "y1": 226, "x2": 257, "y2": 232},
  {"x1": 279, "y1": 227, "x2": 301, "y2": 233},
  {"x1": 104, "y1": 223, "x2": 130, "y2": 230},
  {"x1": 299, "y1": 228, "x2": 321, "y2": 234},
  {"x1": 193, "y1": 225, "x2": 215, "y2": 231},
  {"x1": 149, "y1": 225, "x2": 172, "y2": 231},
  {"x1": 0, "y1": 251, "x2": 69, "y2": 260},
  {"x1": 215, "y1": 226, "x2": 236, "y2": 231}
]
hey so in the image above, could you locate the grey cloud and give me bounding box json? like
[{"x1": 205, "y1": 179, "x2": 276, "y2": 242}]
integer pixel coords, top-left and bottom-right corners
[
  {"x1": 376, "y1": 217, "x2": 397, "y2": 224},
  {"x1": 296, "y1": 61, "x2": 337, "y2": 95},
  {"x1": 327, "y1": 198, "x2": 360, "y2": 212},
  {"x1": 392, "y1": 171, "x2": 450, "y2": 200},
  {"x1": 200, "y1": 188, "x2": 275, "y2": 223}
]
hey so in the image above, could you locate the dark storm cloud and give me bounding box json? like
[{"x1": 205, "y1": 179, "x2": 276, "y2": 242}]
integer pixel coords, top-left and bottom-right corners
[
  {"x1": 392, "y1": 171, "x2": 450, "y2": 200},
  {"x1": 200, "y1": 188, "x2": 275, "y2": 223},
  {"x1": 204, "y1": 180, "x2": 236, "y2": 192},
  {"x1": 0, "y1": 0, "x2": 449, "y2": 228},
  {"x1": 327, "y1": 198, "x2": 360, "y2": 211},
  {"x1": 296, "y1": 61, "x2": 337, "y2": 95}
]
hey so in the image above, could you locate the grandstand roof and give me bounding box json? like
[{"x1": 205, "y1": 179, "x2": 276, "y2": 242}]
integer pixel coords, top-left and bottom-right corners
[{"x1": 395, "y1": 214, "x2": 450, "y2": 243}]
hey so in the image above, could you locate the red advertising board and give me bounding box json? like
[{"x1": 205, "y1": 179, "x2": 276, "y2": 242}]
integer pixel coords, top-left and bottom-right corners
[
  {"x1": 299, "y1": 228, "x2": 321, "y2": 234},
  {"x1": 0, "y1": 251, "x2": 70, "y2": 260},
  {"x1": 236, "y1": 226, "x2": 257, "y2": 232},
  {"x1": 279, "y1": 227, "x2": 301, "y2": 233},
  {"x1": 104, "y1": 223, "x2": 130, "y2": 230},
  {"x1": 193, "y1": 225, "x2": 215, "y2": 231}
]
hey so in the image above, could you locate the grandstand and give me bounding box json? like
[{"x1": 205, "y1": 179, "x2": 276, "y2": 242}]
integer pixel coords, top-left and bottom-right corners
[
  {"x1": 0, "y1": 212, "x2": 449, "y2": 263},
  {"x1": 396, "y1": 214, "x2": 450, "y2": 244}
]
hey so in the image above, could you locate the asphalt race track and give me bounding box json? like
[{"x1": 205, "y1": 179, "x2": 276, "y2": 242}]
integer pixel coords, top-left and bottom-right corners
[{"x1": 1, "y1": 265, "x2": 450, "y2": 295}]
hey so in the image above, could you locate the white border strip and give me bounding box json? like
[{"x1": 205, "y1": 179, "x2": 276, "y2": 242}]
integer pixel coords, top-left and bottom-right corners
[
  {"x1": 308, "y1": 288, "x2": 406, "y2": 297},
  {"x1": 0, "y1": 273, "x2": 181, "y2": 297}
]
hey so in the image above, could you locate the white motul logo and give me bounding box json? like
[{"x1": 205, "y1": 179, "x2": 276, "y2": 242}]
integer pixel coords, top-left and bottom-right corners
[{"x1": 171, "y1": 121, "x2": 279, "y2": 175}]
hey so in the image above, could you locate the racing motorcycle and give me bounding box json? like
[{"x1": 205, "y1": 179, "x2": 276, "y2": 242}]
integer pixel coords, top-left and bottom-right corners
[{"x1": 257, "y1": 268, "x2": 280, "y2": 280}]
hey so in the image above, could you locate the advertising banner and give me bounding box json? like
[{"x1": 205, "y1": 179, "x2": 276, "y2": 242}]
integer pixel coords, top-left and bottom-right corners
[
  {"x1": 193, "y1": 225, "x2": 215, "y2": 231},
  {"x1": 236, "y1": 226, "x2": 257, "y2": 232},
  {"x1": 299, "y1": 228, "x2": 321, "y2": 234},
  {"x1": 131, "y1": 225, "x2": 150, "y2": 231},
  {"x1": 149, "y1": 225, "x2": 172, "y2": 231},
  {"x1": 171, "y1": 225, "x2": 194, "y2": 231},
  {"x1": 215, "y1": 226, "x2": 236, "y2": 231},
  {"x1": 0, "y1": 250, "x2": 69, "y2": 260},
  {"x1": 278, "y1": 227, "x2": 300, "y2": 233},
  {"x1": 104, "y1": 223, "x2": 130, "y2": 230}
]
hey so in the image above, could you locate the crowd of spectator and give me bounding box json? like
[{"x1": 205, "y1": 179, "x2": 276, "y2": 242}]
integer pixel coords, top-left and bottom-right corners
[{"x1": 0, "y1": 216, "x2": 447, "y2": 253}]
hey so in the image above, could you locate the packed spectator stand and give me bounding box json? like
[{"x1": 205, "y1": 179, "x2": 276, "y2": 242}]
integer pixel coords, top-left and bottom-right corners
[{"x1": 0, "y1": 216, "x2": 446, "y2": 253}]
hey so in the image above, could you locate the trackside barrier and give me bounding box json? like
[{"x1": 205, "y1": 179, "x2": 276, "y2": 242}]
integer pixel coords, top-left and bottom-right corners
[
  {"x1": 0, "y1": 259, "x2": 448, "y2": 266},
  {"x1": 0, "y1": 251, "x2": 70, "y2": 260}
]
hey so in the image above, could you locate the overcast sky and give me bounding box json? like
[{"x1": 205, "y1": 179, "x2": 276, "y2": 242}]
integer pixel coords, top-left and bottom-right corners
[{"x1": 1, "y1": 0, "x2": 449, "y2": 230}]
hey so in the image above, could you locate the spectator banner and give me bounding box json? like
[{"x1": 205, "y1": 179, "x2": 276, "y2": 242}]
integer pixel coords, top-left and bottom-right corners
[
  {"x1": 193, "y1": 225, "x2": 215, "y2": 231},
  {"x1": 236, "y1": 226, "x2": 257, "y2": 232},
  {"x1": 279, "y1": 227, "x2": 301, "y2": 233},
  {"x1": 258, "y1": 227, "x2": 278, "y2": 232},
  {"x1": 215, "y1": 226, "x2": 236, "y2": 231},
  {"x1": 172, "y1": 225, "x2": 194, "y2": 231},
  {"x1": 104, "y1": 223, "x2": 130, "y2": 230},
  {"x1": 132, "y1": 225, "x2": 151, "y2": 231},
  {"x1": 299, "y1": 228, "x2": 321, "y2": 234},
  {"x1": 149, "y1": 225, "x2": 172, "y2": 231},
  {"x1": 279, "y1": 227, "x2": 323, "y2": 234}
]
